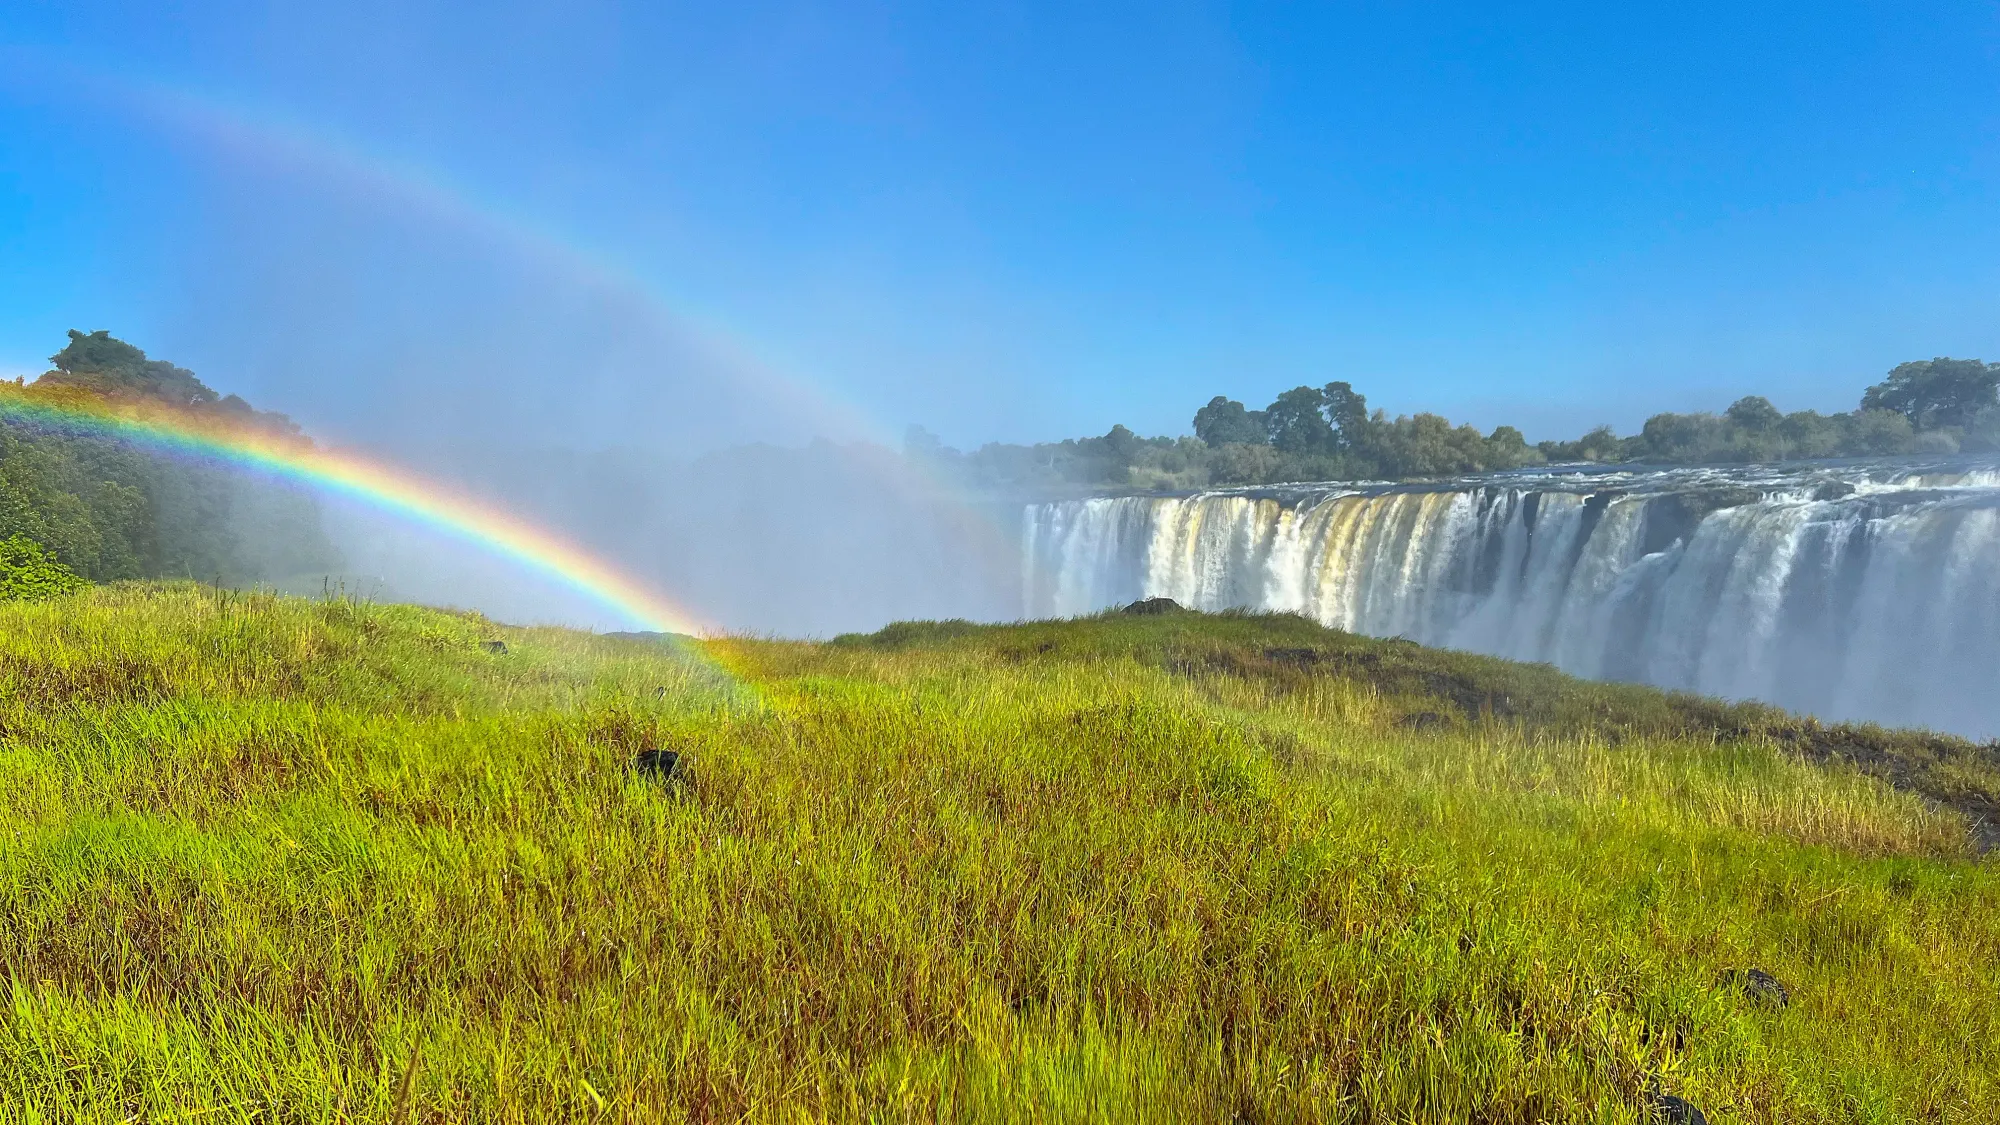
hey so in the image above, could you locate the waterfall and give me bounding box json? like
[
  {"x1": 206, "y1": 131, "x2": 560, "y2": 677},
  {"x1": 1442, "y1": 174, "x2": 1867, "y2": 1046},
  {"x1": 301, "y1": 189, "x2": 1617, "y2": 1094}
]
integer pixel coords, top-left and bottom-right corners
[{"x1": 1022, "y1": 462, "x2": 2000, "y2": 736}]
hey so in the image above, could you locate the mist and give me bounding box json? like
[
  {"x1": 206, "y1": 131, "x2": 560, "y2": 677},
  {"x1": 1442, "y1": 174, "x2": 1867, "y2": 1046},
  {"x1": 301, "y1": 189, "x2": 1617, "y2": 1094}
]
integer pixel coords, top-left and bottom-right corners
[
  {"x1": 302, "y1": 440, "x2": 1021, "y2": 637},
  {"x1": 64, "y1": 64, "x2": 1033, "y2": 637}
]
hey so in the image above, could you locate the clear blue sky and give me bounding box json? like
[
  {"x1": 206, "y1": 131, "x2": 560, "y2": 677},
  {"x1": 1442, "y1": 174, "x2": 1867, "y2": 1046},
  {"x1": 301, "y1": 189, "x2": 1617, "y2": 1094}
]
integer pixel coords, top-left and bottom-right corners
[{"x1": 3, "y1": 1, "x2": 1998, "y2": 450}]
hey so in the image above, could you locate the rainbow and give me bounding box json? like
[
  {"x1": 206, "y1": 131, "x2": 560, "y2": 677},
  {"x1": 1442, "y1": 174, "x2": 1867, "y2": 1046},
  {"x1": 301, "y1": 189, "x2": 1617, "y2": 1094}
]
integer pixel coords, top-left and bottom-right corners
[
  {"x1": 28, "y1": 64, "x2": 890, "y2": 447},
  {"x1": 0, "y1": 389, "x2": 718, "y2": 640},
  {"x1": 0, "y1": 63, "x2": 1028, "y2": 583}
]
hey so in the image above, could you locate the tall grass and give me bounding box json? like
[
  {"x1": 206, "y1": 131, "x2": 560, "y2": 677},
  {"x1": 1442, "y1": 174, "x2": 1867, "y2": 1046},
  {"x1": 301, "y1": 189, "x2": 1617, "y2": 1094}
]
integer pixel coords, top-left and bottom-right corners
[{"x1": 0, "y1": 585, "x2": 1992, "y2": 1122}]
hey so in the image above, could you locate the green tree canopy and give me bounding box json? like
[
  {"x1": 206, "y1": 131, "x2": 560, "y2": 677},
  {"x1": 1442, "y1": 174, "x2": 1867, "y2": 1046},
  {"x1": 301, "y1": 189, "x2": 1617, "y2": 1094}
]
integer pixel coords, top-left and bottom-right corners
[
  {"x1": 1373, "y1": 413, "x2": 1490, "y2": 477},
  {"x1": 934, "y1": 353, "x2": 2000, "y2": 492},
  {"x1": 1263, "y1": 386, "x2": 1335, "y2": 454},
  {"x1": 1724, "y1": 396, "x2": 1783, "y2": 432},
  {"x1": 1321, "y1": 381, "x2": 1371, "y2": 453},
  {"x1": 38, "y1": 331, "x2": 302, "y2": 436},
  {"x1": 1846, "y1": 408, "x2": 1918, "y2": 455},
  {"x1": 43, "y1": 330, "x2": 221, "y2": 408},
  {"x1": 0, "y1": 332, "x2": 338, "y2": 582},
  {"x1": 1192, "y1": 397, "x2": 1268, "y2": 447},
  {"x1": 1860, "y1": 358, "x2": 1999, "y2": 432}
]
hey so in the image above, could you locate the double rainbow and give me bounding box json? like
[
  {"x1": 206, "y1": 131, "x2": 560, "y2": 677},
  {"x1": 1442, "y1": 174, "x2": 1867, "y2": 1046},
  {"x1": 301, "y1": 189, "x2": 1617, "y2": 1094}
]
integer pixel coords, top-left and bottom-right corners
[{"x1": 0, "y1": 387, "x2": 716, "y2": 639}]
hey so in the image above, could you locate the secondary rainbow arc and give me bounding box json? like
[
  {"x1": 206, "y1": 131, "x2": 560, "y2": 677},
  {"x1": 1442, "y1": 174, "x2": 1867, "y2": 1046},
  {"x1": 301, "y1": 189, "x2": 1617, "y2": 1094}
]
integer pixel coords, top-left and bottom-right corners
[{"x1": 0, "y1": 392, "x2": 717, "y2": 640}]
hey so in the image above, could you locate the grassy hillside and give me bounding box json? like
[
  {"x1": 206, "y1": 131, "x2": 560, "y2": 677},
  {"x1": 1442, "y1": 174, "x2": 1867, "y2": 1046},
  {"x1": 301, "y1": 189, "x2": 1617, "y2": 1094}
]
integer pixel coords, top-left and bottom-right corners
[{"x1": 0, "y1": 586, "x2": 1995, "y2": 1123}]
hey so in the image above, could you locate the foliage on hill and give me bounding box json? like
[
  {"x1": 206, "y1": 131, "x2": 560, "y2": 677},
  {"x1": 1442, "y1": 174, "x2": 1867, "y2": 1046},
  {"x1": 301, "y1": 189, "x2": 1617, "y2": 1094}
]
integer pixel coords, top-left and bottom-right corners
[
  {"x1": 0, "y1": 534, "x2": 86, "y2": 600},
  {"x1": 1545, "y1": 359, "x2": 1998, "y2": 465},
  {"x1": 917, "y1": 357, "x2": 2000, "y2": 490},
  {"x1": 1, "y1": 586, "x2": 1993, "y2": 1120},
  {"x1": 0, "y1": 331, "x2": 338, "y2": 582}
]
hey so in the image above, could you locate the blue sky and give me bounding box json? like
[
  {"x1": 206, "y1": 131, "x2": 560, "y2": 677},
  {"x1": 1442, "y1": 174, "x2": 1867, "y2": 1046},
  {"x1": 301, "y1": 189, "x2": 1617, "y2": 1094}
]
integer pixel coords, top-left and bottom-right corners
[{"x1": 2, "y1": 1, "x2": 1998, "y2": 449}]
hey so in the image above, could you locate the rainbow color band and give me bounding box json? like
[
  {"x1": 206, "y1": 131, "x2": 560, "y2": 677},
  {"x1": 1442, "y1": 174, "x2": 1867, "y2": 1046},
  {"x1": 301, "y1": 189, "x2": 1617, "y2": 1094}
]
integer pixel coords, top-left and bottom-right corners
[{"x1": 0, "y1": 388, "x2": 716, "y2": 640}]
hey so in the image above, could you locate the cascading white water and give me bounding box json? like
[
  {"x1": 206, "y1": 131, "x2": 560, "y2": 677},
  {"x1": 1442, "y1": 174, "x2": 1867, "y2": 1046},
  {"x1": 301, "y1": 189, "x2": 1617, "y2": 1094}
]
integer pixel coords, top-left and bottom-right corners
[{"x1": 1023, "y1": 461, "x2": 2000, "y2": 737}]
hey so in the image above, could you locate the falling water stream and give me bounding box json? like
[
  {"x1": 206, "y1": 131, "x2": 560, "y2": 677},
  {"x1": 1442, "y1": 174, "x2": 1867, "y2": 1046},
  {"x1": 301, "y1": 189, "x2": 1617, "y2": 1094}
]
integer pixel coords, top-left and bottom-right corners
[{"x1": 1023, "y1": 459, "x2": 2000, "y2": 736}]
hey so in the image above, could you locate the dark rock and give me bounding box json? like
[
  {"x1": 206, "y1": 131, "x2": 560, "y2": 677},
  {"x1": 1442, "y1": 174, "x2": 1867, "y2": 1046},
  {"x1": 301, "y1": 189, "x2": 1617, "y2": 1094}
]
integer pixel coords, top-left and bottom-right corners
[
  {"x1": 1723, "y1": 967, "x2": 1790, "y2": 1007},
  {"x1": 1691, "y1": 485, "x2": 1766, "y2": 512},
  {"x1": 480, "y1": 640, "x2": 509, "y2": 655},
  {"x1": 634, "y1": 748, "x2": 694, "y2": 791},
  {"x1": 1638, "y1": 486, "x2": 1765, "y2": 555},
  {"x1": 1121, "y1": 597, "x2": 1185, "y2": 615},
  {"x1": 1398, "y1": 710, "x2": 1449, "y2": 730},
  {"x1": 1812, "y1": 480, "x2": 1857, "y2": 501},
  {"x1": 1651, "y1": 1093, "x2": 1707, "y2": 1125}
]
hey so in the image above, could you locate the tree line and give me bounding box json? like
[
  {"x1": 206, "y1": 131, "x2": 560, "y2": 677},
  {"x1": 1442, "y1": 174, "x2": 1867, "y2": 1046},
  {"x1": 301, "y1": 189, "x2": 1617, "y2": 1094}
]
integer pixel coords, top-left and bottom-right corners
[
  {"x1": 912, "y1": 358, "x2": 2000, "y2": 491},
  {"x1": 0, "y1": 331, "x2": 338, "y2": 585}
]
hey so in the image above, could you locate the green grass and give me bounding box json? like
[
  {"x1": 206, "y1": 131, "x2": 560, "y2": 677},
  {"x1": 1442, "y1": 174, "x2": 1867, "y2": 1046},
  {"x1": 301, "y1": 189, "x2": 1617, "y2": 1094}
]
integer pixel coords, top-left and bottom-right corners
[{"x1": 0, "y1": 585, "x2": 1995, "y2": 1122}]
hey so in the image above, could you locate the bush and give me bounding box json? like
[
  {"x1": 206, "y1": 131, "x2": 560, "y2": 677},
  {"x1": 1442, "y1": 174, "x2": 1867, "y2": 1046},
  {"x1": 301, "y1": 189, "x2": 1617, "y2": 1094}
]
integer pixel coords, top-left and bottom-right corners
[{"x1": 0, "y1": 535, "x2": 87, "y2": 600}]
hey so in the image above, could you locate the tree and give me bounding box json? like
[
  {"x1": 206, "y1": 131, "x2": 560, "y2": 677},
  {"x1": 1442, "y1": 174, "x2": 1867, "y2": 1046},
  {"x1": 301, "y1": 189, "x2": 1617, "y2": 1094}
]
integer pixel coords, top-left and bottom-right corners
[
  {"x1": 1192, "y1": 397, "x2": 1267, "y2": 447},
  {"x1": 951, "y1": 350, "x2": 2000, "y2": 492},
  {"x1": 1374, "y1": 413, "x2": 1491, "y2": 477},
  {"x1": 1859, "y1": 358, "x2": 2000, "y2": 432},
  {"x1": 1100, "y1": 424, "x2": 1141, "y2": 463},
  {"x1": 1778, "y1": 411, "x2": 1846, "y2": 459},
  {"x1": 1209, "y1": 442, "x2": 1283, "y2": 485},
  {"x1": 1320, "y1": 382, "x2": 1372, "y2": 453},
  {"x1": 44, "y1": 330, "x2": 220, "y2": 408},
  {"x1": 1632, "y1": 413, "x2": 1722, "y2": 462},
  {"x1": 1483, "y1": 425, "x2": 1541, "y2": 469},
  {"x1": 1967, "y1": 405, "x2": 2000, "y2": 453},
  {"x1": 1846, "y1": 408, "x2": 1917, "y2": 455},
  {"x1": 1542, "y1": 424, "x2": 1626, "y2": 463},
  {"x1": 1263, "y1": 386, "x2": 1335, "y2": 454},
  {"x1": 1724, "y1": 396, "x2": 1782, "y2": 433},
  {"x1": 0, "y1": 332, "x2": 338, "y2": 582}
]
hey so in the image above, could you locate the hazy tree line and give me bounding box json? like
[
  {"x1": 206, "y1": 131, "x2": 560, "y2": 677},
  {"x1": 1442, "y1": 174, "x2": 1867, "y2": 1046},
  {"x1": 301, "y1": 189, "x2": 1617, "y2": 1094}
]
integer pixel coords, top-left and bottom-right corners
[
  {"x1": 0, "y1": 331, "x2": 337, "y2": 583},
  {"x1": 913, "y1": 358, "x2": 2000, "y2": 491}
]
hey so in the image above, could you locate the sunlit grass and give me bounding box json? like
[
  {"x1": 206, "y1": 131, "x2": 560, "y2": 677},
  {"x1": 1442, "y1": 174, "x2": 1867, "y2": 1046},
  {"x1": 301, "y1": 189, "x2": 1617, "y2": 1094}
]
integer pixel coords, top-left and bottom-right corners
[{"x1": 0, "y1": 585, "x2": 1993, "y2": 1121}]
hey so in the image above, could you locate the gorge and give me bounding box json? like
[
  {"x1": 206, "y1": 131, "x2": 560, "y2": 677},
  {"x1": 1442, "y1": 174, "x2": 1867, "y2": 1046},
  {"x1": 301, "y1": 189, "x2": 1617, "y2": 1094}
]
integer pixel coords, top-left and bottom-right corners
[{"x1": 1023, "y1": 460, "x2": 2000, "y2": 737}]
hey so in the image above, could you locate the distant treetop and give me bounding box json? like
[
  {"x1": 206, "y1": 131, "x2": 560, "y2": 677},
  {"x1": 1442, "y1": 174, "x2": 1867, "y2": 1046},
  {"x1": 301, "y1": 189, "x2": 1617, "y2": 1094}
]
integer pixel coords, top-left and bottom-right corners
[
  {"x1": 43, "y1": 329, "x2": 220, "y2": 408},
  {"x1": 0, "y1": 330, "x2": 336, "y2": 583},
  {"x1": 1859, "y1": 358, "x2": 2000, "y2": 433},
  {"x1": 908, "y1": 356, "x2": 2000, "y2": 493},
  {"x1": 37, "y1": 330, "x2": 302, "y2": 435}
]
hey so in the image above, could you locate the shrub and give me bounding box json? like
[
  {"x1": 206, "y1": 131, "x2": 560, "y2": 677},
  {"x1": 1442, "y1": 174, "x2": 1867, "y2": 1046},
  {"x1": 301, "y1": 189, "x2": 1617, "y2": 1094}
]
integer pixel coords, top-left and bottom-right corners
[{"x1": 0, "y1": 535, "x2": 87, "y2": 600}]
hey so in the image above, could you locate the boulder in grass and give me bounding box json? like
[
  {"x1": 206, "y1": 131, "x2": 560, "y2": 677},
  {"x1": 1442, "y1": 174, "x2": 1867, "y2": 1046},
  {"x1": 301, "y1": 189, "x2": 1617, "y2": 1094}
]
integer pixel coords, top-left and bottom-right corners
[
  {"x1": 481, "y1": 639, "x2": 509, "y2": 655},
  {"x1": 1121, "y1": 597, "x2": 1185, "y2": 616},
  {"x1": 1652, "y1": 1093, "x2": 1707, "y2": 1125},
  {"x1": 634, "y1": 748, "x2": 694, "y2": 792},
  {"x1": 1723, "y1": 967, "x2": 1790, "y2": 1008}
]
